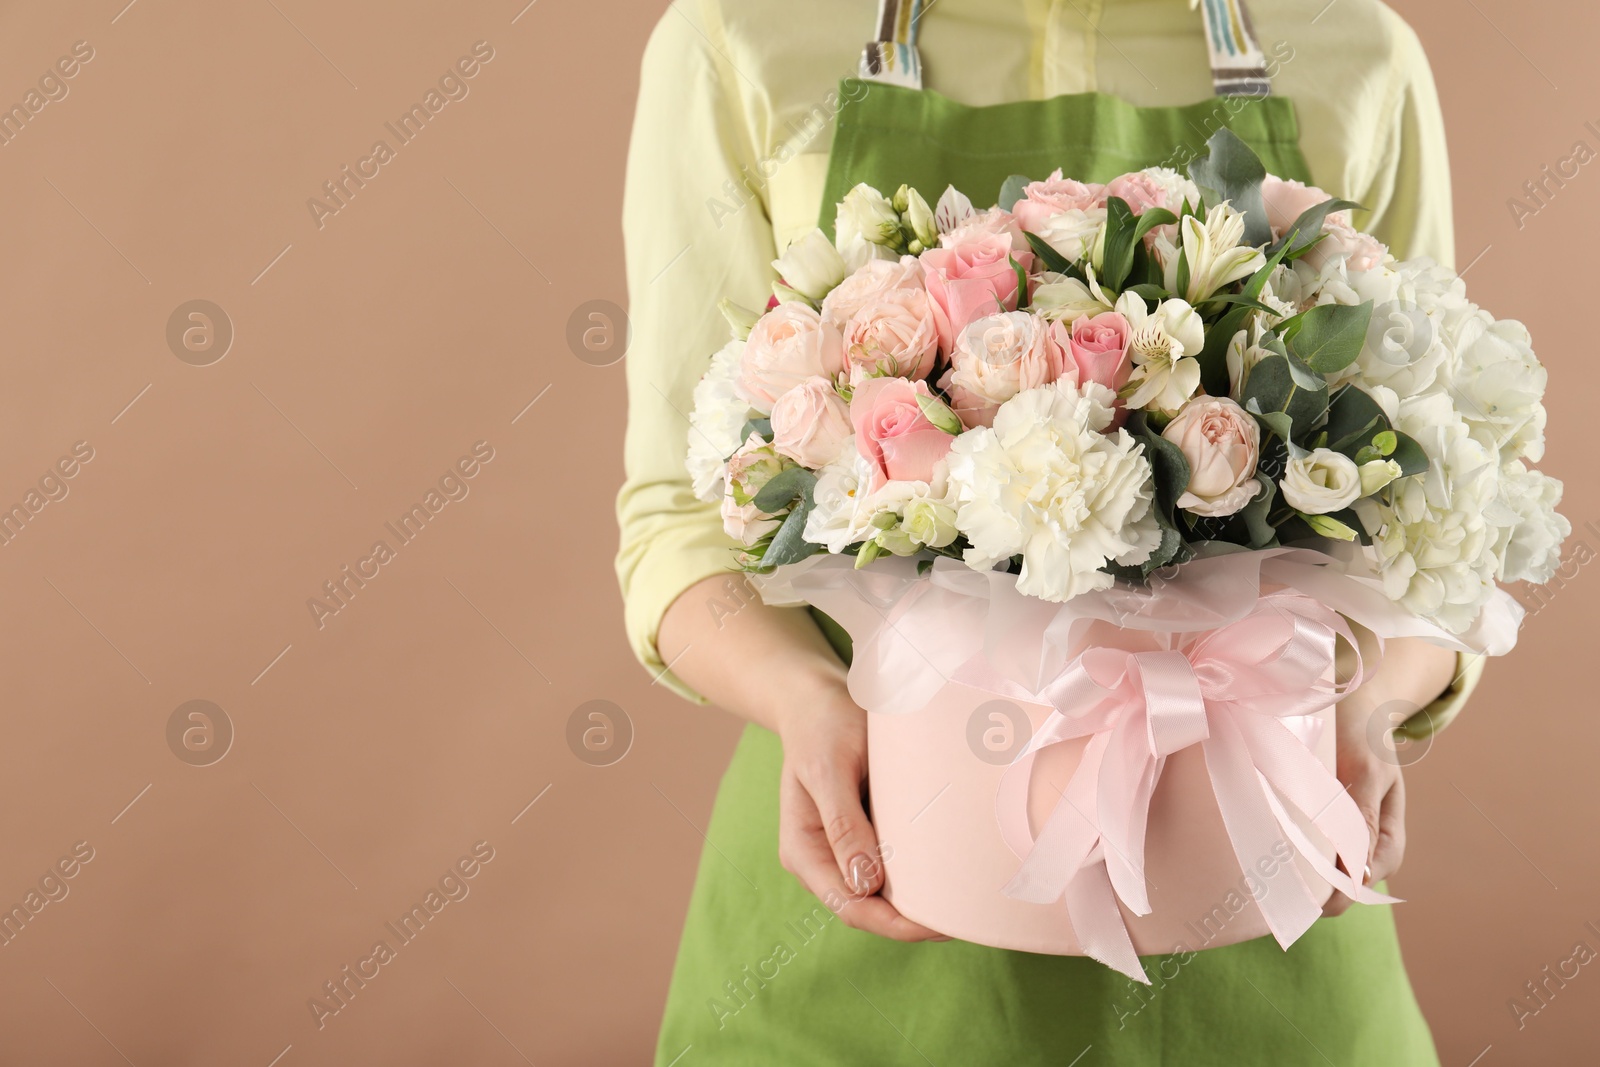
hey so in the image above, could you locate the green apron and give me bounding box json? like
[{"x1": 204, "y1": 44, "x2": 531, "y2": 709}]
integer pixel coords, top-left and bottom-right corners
[{"x1": 656, "y1": 4, "x2": 1439, "y2": 1063}]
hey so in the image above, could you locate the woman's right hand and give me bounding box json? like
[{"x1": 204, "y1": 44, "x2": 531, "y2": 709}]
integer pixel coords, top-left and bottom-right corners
[{"x1": 775, "y1": 682, "x2": 945, "y2": 942}]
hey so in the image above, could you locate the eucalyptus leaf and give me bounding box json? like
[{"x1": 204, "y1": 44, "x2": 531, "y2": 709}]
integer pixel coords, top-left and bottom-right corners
[
  {"x1": 740, "y1": 417, "x2": 773, "y2": 442},
  {"x1": 752, "y1": 466, "x2": 817, "y2": 514},
  {"x1": 1242, "y1": 354, "x2": 1327, "y2": 437},
  {"x1": 1187, "y1": 127, "x2": 1273, "y2": 246},
  {"x1": 1239, "y1": 474, "x2": 1280, "y2": 548},
  {"x1": 1285, "y1": 301, "x2": 1373, "y2": 374},
  {"x1": 762, "y1": 501, "x2": 819, "y2": 567},
  {"x1": 1323, "y1": 384, "x2": 1390, "y2": 454},
  {"x1": 998, "y1": 174, "x2": 1034, "y2": 212}
]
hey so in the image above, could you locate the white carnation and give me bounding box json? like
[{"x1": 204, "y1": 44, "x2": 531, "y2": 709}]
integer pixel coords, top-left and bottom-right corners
[
  {"x1": 947, "y1": 380, "x2": 1160, "y2": 602},
  {"x1": 686, "y1": 340, "x2": 753, "y2": 502}
]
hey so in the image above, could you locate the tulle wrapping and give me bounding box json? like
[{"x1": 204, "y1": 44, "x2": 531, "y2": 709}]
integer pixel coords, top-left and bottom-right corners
[{"x1": 766, "y1": 548, "x2": 1521, "y2": 982}]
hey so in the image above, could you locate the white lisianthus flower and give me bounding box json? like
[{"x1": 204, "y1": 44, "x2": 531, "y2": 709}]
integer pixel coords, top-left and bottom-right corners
[
  {"x1": 868, "y1": 474, "x2": 961, "y2": 557},
  {"x1": 835, "y1": 184, "x2": 902, "y2": 271},
  {"x1": 947, "y1": 380, "x2": 1160, "y2": 602},
  {"x1": 773, "y1": 229, "x2": 848, "y2": 302},
  {"x1": 687, "y1": 340, "x2": 754, "y2": 502},
  {"x1": 1115, "y1": 292, "x2": 1204, "y2": 414},
  {"x1": 1486, "y1": 460, "x2": 1570, "y2": 583},
  {"x1": 1358, "y1": 459, "x2": 1404, "y2": 496},
  {"x1": 900, "y1": 186, "x2": 938, "y2": 250},
  {"x1": 1035, "y1": 206, "x2": 1108, "y2": 264},
  {"x1": 1032, "y1": 271, "x2": 1115, "y2": 323},
  {"x1": 1162, "y1": 202, "x2": 1265, "y2": 304},
  {"x1": 1280, "y1": 448, "x2": 1363, "y2": 514},
  {"x1": 804, "y1": 443, "x2": 874, "y2": 553},
  {"x1": 1446, "y1": 317, "x2": 1549, "y2": 462}
]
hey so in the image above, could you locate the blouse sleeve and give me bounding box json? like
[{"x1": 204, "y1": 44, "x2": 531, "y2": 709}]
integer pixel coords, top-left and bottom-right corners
[
  {"x1": 1354, "y1": 10, "x2": 1455, "y2": 267},
  {"x1": 614, "y1": 0, "x2": 776, "y2": 702},
  {"x1": 1353, "y1": 10, "x2": 1488, "y2": 737}
]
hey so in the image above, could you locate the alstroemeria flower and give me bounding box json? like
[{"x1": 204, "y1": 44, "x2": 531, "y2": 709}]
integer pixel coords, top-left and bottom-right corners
[
  {"x1": 1162, "y1": 202, "x2": 1266, "y2": 304},
  {"x1": 1115, "y1": 292, "x2": 1204, "y2": 414}
]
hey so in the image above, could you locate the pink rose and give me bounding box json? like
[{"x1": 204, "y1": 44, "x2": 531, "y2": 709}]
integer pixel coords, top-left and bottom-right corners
[
  {"x1": 770, "y1": 377, "x2": 852, "y2": 468},
  {"x1": 941, "y1": 311, "x2": 1070, "y2": 428},
  {"x1": 737, "y1": 302, "x2": 844, "y2": 413},
  {"x1": 1303, "y1": 218, "x2": 1388, "y2": 274},
  {"x1": 1161, "y1": 396, "x2": 1263, "y2": 517},
  {"x1": 820, "y1": 256, "x2": 924, "y2": 332},
  {"x1": 940, "y1": 207, "x2": 1029, "y2": 256},
  {"x1": 1260, "y1": 176, "x2": 1350, "y2": 239},
  {"x1": 850, "y1": 376, "x2": 955, "y2": 489},
  {"x1": 920, "y1": 233, "x2": 1032, "y2": 353},
  {"x1": 1104, "y1": 171, "x2": 1174, "y2": 216},
  {"x1": 1011, "y1": 170, "x2": 1106, "y2": 235},
  {"x1": 841, "y1": 287, "x2": 939, "y2": 383},
  {"x1": 1066, "y1": 311, "x2": 1134, "y2": 393}
]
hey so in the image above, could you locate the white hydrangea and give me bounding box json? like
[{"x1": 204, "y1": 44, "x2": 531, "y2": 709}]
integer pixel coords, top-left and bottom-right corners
[
  {"x1": 686, "y1": 340, "x2": 753, "y2": 502},
  {"x1": 1444, "y1": 317, "x2": 1549, "y2": 463},
  {"x1": 947, "y1": 380, "x2": 1160, "y2": 602},
  {"x1": 1486, "y1": 460, "x2": 1570, "y2": 584}
]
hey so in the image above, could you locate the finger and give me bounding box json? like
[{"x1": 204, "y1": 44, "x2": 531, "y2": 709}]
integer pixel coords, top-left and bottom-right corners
[
  {"x1": 799, "y1": 755, "x2": 889, "y2": 897},
  {"x1": 778, "y1": 773, "x2": 941, "y2": 942},
  {"x1": 1369, "y1": 773, "x2": 1406, "y2": 886},
  {"x1": 1324, "y1": 769, "x2": 1385, "y2": 918}
]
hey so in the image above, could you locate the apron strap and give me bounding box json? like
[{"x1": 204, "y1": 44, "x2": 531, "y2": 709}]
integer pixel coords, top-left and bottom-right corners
[
  {"x1": 1196, "y1": 0, "x2": 1273, "y2": 97},
  {"x1": 857, "y1": 0, "x2": 925, "y2": 89},
  {"x1": 858, "y1": 0, "x2": 1274, "y2": 98}
]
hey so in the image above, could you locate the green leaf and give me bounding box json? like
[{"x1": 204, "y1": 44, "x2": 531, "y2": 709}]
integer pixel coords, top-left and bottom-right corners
[
  {"x1": 762, "y1": 501, "x2": 819, "y2": 567},
  {"x1": 1023, "y1": 231, "x2": 1074, "y2": 275},
  {"x1": 1323, "y1": 384, "x2": 1390, "y2": 455},
  {"x1": 1010, "y1": 255, "x2": 1030, "y2": 310},
  {"x1": 1285, "y1": 301, "x2": 1373, "y2": 375},
  {"x1": 1200, "y1": 294, "x2": 1279, "y2": 315},
  {"x1": 752, "y1": 467, "x2": 817, "y2": 514},
  {"x1": 1239, "y1": 475, "x2": 1279, "y2": 548},
  {"x1": 1125, "y1": 283, "x2": 1170, "y2": 303},
  {"x1": 1187, "y1": 127, "x2": 1273, "y2": 246},
  {"x1": 740, "y1": 417, "x2": 773, "y2": 442},
  {"x1": 1388, "y1": 431, "x2": 1430, "y2": 478},
  {"x1": 1269, "y1": 198, "x2": 1362, "y2": 258},
  {"x1": 1241, "y1": 352, "x2": 1328, "y2": 435},
  {"x1": 1196, "y1": 304, "x2": 1250, "y2": 397},
  {"x1": 1098, "y1": 199, "x2": 1176, "y2": 292},
  {"x1": 998, "y1": 174, "x2": 1033, "y2": 212}
]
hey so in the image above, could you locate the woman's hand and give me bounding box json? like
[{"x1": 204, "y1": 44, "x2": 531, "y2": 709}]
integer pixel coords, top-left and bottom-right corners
[
  {"x1": 775, "y1": 683, "x2": 944, "y2": 941},
  {"x1": 1323, "y1": 635, "x2": 1457, "y2": 916}
]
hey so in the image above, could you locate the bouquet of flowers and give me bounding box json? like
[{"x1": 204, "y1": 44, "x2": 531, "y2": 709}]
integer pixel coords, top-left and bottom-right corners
[{"x1": 683, "y1": 129, "x2": 1568, "y2": 980}]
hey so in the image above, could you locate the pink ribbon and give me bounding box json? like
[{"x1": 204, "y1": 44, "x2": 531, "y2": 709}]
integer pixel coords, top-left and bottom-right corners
[
  {"x1": 986, "y1": 591, "x2": 1396, "y2": 983},
  {"x1": 781, "y1": 548, "x2": 1521, "y2": 984}
]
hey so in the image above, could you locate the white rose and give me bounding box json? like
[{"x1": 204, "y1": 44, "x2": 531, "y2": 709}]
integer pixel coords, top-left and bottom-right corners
[
  {"x1": 1034, "y1": 206, "x2": 1107, "y2": 264},
  {"x1": 942, "y1": 312, "x2": 1070, "y2": 428},
  {"x1": 687, "y1": 340, "x2": 754, "y2": 502},
  {"x1": 772, "y1": 228, "x2": 848, "y2": 302},
  {"x1": 947, "y1": 380, "x2": 1160, "y2": 603},
  {"x1": 1280, "y1": 448, "x2": 1362, "y2": 515}
]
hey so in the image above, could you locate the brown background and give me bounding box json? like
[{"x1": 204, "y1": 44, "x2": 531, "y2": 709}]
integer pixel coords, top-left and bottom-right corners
[{"x1": 0, "y1": 1, "x2": 1591, "y2": 1064}]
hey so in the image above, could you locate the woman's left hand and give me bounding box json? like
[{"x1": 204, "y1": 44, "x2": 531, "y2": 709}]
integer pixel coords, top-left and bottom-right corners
[{"x1": 1323, "y1": 635, "x2": 1458, "y2": 917}]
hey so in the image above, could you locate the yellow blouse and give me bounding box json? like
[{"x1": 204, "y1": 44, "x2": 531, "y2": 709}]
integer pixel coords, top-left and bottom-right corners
[{"x1": 616, "y1": 0, "x2": 1483, "y2": 726}]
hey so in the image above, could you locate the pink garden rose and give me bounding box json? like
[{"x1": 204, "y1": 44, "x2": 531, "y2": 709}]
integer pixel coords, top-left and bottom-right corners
[
  {"x1": 820, "y1": 255, "x2": 924, "y2": 331},
  {"x1": 1161, "y1": 396, "x2": 1263, "y2": 517},
  {"x1": 1303, "y1": 218, "x2": 1388, "y2": 273},
  {"x1": 1259, "y1": 176, "x2": 1350, "y2": 239},
  {"x1": 770, "y1": 377, "x2": 852, "y2": 468},
  {"x1": 841, "y1": 287, "x2": 940, "y2": 383},
  {"x1": 850, "y1": 376, "x2": 955, "y2": 490},
  {"x1": 941, "y1": 311, "x2": 1071, "y2": 428},
  {"x1": 1104, "y1": 171, "x2": 1177, "y2": 216},
  {"x1": 939, "y1": 206, "x2": 1029, "y2": 256},
  {"x1": 920, "y1": 232, "x2": 1033, "y2": 353},
  {"x1": 1010, "y1": 170, "x2": 1106, "y2": 235},
  {"x1": 736, "y1": 302, "x2": 844, "y2": 413},
  {"x1": 720, "y1": 433, "x2": 790, "y2": 545}
]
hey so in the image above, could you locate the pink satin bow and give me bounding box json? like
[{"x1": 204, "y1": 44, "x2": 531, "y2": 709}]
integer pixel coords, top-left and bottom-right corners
[{"x1": 990, "y1": 590, "x2": 1398, "y2": 983}]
